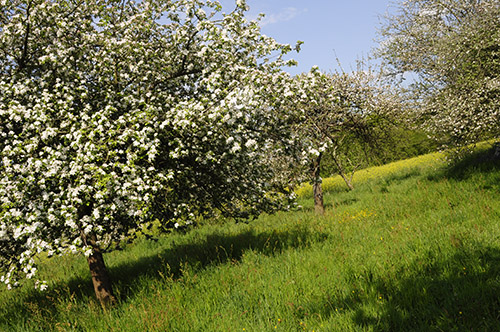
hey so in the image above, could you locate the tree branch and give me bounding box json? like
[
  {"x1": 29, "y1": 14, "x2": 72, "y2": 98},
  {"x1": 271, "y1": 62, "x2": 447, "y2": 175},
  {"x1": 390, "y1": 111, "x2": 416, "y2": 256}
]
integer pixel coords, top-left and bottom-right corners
[{"x1": 17, "y1": 0, "x2": 33, "y2": 72}]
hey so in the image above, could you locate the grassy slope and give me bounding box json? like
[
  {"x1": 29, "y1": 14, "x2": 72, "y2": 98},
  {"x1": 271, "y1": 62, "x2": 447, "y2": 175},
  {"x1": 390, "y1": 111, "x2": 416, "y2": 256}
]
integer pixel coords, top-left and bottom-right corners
[{"x1": 1, "y1": 142, "x2": 500, "y2": 331}]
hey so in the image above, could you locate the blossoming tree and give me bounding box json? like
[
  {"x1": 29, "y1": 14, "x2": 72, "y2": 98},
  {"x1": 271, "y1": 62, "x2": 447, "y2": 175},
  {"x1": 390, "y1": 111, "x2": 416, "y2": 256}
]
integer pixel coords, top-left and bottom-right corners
[
  {"x1": 292, "y1": 67, "x2": 401, "y2": 214},
  {"x1": 0, "y1": 0, "x2": 300, "y2": 306},
  {"x1": 377, "y1": 0, "x2": 500, "y2": 150}
]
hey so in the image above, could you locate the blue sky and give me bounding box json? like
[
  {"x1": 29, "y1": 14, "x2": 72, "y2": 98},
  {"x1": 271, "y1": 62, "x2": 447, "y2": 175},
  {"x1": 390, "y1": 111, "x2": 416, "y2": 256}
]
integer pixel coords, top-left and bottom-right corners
[{"x1": 218, "y1": 0, "x2": 393, "y2": 75}]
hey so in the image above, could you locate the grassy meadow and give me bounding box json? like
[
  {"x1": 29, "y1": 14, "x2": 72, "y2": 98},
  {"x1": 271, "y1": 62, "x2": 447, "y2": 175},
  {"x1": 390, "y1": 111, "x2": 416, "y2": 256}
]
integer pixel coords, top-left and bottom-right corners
[{"x1": 1, "y1": 142, "x2": 500, "y2": 331}]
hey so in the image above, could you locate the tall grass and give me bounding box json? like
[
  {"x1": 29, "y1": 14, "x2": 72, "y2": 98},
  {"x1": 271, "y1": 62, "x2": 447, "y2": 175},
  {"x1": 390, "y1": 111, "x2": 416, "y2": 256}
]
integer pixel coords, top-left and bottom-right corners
[{"x1": 1, "y1": 143, "x2": 499, "y2": 331}]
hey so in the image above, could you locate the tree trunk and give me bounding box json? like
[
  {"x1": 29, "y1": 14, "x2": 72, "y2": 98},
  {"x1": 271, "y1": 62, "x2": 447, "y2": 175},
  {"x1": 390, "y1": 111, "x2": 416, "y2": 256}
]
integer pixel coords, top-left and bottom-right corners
[
  {"x1": 78, "y1": 204, "x2": 116, "y2": 309},
  {"x1": 331, "y1": 153, "x2": 355, "y2": 191},
  {"x1": 338, "y1": 171, "x2": 355, "y2": 191},
  {"x1": 313, "y1": 181, "x2": 325, "y2": 215},
  {"x1": 494, "y1": 141, "x2": 500, "y2": 159},
  {"x1": 84, "y1": 234, "x2": 116, "y2": 309},
  {"x1": 311, "y1": 153, "x2": 325, "y2": 215},
  {"x1": 87, "y1": 245, "x2": 116, "y2": 309}
]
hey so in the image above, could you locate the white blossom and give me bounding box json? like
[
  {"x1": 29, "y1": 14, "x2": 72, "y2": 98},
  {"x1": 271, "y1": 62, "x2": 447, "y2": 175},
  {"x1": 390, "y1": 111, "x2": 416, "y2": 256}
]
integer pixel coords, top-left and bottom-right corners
[
  {"x1": 230, "y1": 142, "x2": 241, "y2": 153},
  {"x1": 245, "y1": 139, "x2": 257, "y2": 148}
]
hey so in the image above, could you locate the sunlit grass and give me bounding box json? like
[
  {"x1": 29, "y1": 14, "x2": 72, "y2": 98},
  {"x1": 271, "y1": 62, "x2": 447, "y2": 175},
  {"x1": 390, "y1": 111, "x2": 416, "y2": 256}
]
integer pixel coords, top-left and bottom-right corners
[{"x1": 0, "y1": 141, "x2": 499, "y2": 331}]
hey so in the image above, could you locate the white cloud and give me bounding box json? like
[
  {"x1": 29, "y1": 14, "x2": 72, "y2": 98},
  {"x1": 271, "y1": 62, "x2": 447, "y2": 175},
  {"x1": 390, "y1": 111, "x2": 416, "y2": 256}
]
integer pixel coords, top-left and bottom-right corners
[{"x1": 260, "y1": 7, "x2": 306, "y2": 26}]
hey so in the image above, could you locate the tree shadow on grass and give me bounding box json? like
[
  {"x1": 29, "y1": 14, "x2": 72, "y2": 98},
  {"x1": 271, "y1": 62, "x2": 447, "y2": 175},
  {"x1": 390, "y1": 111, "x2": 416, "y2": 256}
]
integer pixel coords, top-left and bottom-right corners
[
  {"x1": 428, "y1": 145, "x2": 500, "y2": 184},
  {"x1": 309, "y1": 244, "x2": 500, "y2": 331},
  {"x1": 0, "y1": 223, "x2": 328, "y2": 329},
  {"x1": 111, "y1": 224, "x2": 328, "y2": 300}
]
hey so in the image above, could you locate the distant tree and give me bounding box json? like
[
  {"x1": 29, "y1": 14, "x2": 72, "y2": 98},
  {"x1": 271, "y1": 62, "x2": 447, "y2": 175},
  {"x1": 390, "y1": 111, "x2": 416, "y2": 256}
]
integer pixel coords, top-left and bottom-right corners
[
  {"x1": 0, "y1": 0, "x2": 300, "y2": 307},
  {"x1": 292, "y1": 67, "x2": 401, "y2": 214},
  {"x1": 377, "y1": 0, "x2": 500, "y2": 150}
]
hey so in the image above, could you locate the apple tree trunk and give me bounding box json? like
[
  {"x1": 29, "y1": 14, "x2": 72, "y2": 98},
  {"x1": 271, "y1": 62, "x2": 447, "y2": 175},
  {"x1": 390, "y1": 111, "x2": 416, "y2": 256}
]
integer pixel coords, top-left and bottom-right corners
[
  {"x1": 311, "y1": 153, "x2": 325, "y2": 215},
  {"x1": 86, "y1": 242, "x2": 116, "y2": 309}
]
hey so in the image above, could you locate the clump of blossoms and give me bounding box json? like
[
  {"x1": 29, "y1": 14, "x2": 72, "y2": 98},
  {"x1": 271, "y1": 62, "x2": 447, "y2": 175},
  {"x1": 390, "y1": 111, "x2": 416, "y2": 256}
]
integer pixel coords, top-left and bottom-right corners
[{"x1": 0, "y1": 0, "x2": 300, "y2": 306}]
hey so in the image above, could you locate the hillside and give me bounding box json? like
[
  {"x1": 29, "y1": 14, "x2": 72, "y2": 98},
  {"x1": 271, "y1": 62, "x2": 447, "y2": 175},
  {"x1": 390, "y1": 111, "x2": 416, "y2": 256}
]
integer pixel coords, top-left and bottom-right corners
[{"x1": 1, "y1": 143, "x2": 499, "y2": 331}]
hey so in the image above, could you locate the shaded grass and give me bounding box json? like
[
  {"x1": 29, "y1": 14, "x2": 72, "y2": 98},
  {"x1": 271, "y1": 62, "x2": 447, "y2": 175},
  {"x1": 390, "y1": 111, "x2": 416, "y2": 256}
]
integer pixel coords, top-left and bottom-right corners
[{"x1": 1, "y1": 143, "x2": 499, "y2": 331}]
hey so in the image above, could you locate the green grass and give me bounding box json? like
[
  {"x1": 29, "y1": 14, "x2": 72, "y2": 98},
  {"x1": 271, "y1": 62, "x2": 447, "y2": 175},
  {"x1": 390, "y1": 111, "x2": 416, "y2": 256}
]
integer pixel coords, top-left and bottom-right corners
[{"x1": 1, "y1": 143, "x2": 500, "y2": 331}]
